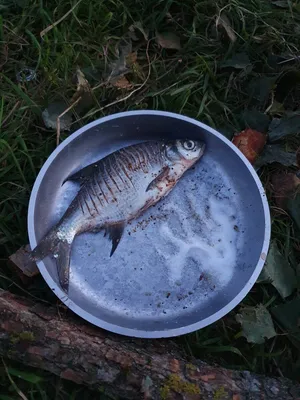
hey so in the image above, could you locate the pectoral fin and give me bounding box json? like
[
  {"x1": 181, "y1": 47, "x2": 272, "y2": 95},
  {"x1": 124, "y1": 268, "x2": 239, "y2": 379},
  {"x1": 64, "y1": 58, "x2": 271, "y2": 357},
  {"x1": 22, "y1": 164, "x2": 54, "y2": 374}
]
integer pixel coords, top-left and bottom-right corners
[
  {"x1": 105, "y1": 223, "x2": 126, "y2": 257},
  {"x1": 146, "y1": 166, "x2": 170, "y2": 192}
]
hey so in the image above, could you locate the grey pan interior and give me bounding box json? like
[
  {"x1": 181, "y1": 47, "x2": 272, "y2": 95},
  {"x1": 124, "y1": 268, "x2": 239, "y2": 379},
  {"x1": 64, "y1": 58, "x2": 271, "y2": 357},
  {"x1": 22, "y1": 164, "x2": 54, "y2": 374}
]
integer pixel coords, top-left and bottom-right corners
[{"x1": 28, "y1": 110, "x2": 270, "y2": 338}]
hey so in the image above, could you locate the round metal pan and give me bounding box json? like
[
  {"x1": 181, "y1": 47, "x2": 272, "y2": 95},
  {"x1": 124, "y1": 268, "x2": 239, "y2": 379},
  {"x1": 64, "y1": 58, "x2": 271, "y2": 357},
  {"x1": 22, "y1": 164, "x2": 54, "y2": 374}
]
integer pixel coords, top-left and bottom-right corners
[{"x1": 28, "y1": 110, "x2": 270, "y2": 338}]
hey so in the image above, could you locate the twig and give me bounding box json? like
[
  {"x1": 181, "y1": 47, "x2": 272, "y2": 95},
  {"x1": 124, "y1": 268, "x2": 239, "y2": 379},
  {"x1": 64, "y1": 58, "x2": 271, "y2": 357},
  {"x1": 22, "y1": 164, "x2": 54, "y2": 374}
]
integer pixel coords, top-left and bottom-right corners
[
  {"x1": 40, "y1": 0, "x2": 83, "y2": 38},
  {"x1": 56, "y1": 96, "x2": 81, "y2": 146},
  {"x1": 79, "y1": 40, "x2": 152, "y2": 122},
  {"x1": 1, "y1": 101, "x2": 20, "y2": 127},
  {"x1": 264, "y1": 91, "x2": 275, "y2": 115},
  {"x1": 2, "y1": 358, "x2": 29, "y2": 400},
  {"x1": 91, "y1": 81, "x2": 107, "y2": 92}
]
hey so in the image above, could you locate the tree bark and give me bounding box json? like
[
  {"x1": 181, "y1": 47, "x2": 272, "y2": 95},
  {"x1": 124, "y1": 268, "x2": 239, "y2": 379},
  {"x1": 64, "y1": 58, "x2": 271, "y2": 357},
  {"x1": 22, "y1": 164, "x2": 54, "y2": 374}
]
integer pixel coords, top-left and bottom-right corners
[{"x1": 0, "y1": 290, "x2": 299, "y2": 399}]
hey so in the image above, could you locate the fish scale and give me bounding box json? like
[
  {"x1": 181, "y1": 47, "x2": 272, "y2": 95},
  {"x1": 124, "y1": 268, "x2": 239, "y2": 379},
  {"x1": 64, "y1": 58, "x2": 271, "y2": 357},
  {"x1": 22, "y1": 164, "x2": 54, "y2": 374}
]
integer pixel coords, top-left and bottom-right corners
[{"x1": 30, "y1": 139, "x2": 205, "y2": 292}]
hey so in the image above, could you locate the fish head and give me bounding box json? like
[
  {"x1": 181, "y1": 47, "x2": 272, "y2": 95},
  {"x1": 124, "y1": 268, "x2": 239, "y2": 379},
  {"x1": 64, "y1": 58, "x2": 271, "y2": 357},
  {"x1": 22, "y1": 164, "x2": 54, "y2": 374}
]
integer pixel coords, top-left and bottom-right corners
[{"x1": 165, "y1": 139, "x2": 205, "y2": 168}]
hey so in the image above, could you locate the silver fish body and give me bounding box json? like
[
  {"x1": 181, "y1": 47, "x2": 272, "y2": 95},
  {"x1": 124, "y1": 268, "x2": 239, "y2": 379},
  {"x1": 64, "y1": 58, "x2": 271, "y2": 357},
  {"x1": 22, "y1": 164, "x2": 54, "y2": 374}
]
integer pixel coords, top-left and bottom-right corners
[{"x1": 31, "y1": 139, "x2": 205, "y2": 292}]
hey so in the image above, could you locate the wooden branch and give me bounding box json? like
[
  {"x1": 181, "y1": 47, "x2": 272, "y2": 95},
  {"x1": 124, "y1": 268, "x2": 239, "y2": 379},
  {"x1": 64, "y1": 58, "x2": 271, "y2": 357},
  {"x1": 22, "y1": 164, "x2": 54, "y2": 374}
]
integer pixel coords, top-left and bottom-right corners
[
  {"x1": 0, "y1": 290, "x2": 299, "y2": 399},
  {"x1": 8, "y1": 245, "x2": 39, "y2": 279}
]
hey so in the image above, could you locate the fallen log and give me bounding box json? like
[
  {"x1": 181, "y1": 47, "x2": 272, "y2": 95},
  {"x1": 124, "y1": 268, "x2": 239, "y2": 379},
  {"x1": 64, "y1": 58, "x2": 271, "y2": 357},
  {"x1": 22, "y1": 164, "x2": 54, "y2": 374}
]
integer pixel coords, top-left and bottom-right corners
[{"x1": 0, "y1": 290, "x2": 300, "y2": 399}]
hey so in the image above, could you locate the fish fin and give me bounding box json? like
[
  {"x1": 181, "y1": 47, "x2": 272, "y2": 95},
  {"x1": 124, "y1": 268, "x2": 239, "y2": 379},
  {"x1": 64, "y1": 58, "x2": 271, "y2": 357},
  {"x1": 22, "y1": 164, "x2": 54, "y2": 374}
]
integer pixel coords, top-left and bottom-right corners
[
  {"x1": 30, "y1": 226, "x2": 60, "y2": 262},
  {"x1": 62, "y1": 162, "x2": 99, "y2": 186},
  {"x1": 30, "y1": 226, "x2": 73, "y2": 294},
  {"x1": 146, "y1": 166, "x2": 170, "y2": 192},
  {"x1": 105, "y1": 223, "x2": 126, "y2": 257},
  {"x1": 56, "y1": 241, "x2": 72, "y2": 292}
]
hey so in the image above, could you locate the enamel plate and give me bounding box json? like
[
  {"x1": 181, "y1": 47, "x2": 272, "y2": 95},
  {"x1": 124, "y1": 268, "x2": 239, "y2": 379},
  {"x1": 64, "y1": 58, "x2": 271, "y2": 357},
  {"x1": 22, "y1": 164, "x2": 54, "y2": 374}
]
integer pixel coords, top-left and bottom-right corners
[{"x1": 28, "y1": 110, "x2": 270, "y2": 338}]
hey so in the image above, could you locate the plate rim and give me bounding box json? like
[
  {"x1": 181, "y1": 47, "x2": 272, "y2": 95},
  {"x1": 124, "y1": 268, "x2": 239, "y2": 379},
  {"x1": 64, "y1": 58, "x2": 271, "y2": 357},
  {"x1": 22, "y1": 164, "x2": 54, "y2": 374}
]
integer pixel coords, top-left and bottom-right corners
[{"x1": 28, "y1": 110, "x2": 271, "y2": 338}]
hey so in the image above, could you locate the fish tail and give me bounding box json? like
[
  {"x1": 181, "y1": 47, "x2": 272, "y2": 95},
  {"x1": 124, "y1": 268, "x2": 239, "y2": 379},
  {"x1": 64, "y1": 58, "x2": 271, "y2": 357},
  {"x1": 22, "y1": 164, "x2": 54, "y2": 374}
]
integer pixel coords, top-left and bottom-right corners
[{"x1": 30, "y1": 226, "x2": 72, "y2": 293}]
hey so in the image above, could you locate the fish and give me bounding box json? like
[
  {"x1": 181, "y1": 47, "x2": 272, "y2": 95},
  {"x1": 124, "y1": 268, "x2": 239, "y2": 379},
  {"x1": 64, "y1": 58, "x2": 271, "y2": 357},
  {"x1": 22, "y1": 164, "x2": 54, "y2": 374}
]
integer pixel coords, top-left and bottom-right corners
[{"x1": 30, "y1": 139, "x2": 205, "y2": 293}]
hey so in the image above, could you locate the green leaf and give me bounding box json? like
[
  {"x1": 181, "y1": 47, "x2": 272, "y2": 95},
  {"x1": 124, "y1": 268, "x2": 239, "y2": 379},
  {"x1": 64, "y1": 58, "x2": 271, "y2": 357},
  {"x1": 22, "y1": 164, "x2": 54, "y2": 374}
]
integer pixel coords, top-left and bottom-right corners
[
  {"x1": 272, "y1": 298, "x2": 300, "y2": 331},
  {"x1": 268, "y1": 112, "x2": 300, "y2": 142},
  {"x1": 218, "y1": 124, "x2": 235, "y2": 140},
  {"x1": 271, "y1": 298, "x2": 300, "y2": 349},
  {"x1": 254, "y1": 144, "x2": 297, "y2": 170},
  {"x1": 241, "y1": 109, "x2": 270, "y2": 132},
  {"x1": 42, "y1": 101, "x2": 72, "y2": 131},
  {"x1": 266, "y1": 100, "x2": 285, "y2": 117},
  {"x1": 7, "y1": 367, "x2": 43, "y2": 383},
  {"x1": 257, "y1": 241, "x2": 296, "y2": 298},
  {"x1": 81, "y1": 66, "x2": 103, "y2": 83},
  {"x1": 266, "y1": 55, "x2": 289, "y2": 71},
  {"x1": 286, "y1": 192, "x2": 300, "y2": 231},
  {"x1": 235, "y1": 304, "x2": 276, "y2": 344},
  {"x1": 274, "y1": 70, "x2": 300, "y2": 103},
  {"x1": 221, "y1": 53, "x2": 251, "y2": 69},
  {"x1": 156, "y1": 31, "x2": 181, "y2": 50},
  {"x1": 271, "y1": 0, "x2": 290, "y2": 8},
  {"x1": 248, "y1": 76, "x2": 276, "y2": 105}
]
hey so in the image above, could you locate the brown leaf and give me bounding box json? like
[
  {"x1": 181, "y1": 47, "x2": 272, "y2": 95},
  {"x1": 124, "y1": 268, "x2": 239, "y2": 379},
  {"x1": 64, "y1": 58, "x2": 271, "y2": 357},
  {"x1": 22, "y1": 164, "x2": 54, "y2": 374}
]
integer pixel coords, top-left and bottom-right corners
[
  {"x1": 71, "y1": 67, "x2": 91, "y2": 103},
  {"x1": 128, "y1": 21, "x2": 149, "y2": 41},
  {"x1": 271, "y1": 171, "x2": 300, "y2": 209},
  {"x1": 156, "y1": 31, "x2": 181, "y2": 50},
  {"x1": 232, "y1": 128, "x2": 267, "y2": 164},
  {"x1": 112, "y1": 76, "x2": 132, "y2": 89},
  {"x1": 216, "y1": 13, "x2": 237, "y2": 43},
  {"x1": 126, "y1": 51, "x2": 138, "y2": 67}
]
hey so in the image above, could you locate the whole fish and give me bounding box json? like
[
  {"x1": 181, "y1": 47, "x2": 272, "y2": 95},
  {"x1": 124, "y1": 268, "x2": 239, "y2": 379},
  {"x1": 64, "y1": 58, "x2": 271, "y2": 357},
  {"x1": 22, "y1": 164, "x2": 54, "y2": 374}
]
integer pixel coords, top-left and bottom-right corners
[{"x1": 30, "y1": 139, "x2": 205, "y2": 292}]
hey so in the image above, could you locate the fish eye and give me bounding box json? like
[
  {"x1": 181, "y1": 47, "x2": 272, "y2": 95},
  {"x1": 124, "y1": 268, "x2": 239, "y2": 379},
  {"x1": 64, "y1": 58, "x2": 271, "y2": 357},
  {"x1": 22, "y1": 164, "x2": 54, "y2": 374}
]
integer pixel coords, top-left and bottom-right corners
[{"x1": 183, "y1": 140, "x2": 195, "y2": 150}]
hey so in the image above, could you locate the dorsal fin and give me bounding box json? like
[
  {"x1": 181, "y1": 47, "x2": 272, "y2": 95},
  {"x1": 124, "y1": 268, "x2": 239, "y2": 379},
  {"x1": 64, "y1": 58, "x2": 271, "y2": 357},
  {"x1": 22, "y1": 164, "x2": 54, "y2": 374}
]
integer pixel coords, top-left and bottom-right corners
[{"x1": 62, "y1": 162, "x2": 100, "y2": 186}]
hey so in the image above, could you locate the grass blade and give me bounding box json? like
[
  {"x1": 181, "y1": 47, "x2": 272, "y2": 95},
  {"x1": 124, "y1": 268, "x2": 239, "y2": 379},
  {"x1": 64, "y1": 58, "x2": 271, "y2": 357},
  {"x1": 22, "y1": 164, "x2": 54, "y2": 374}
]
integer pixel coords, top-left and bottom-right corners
[
  {"x1": 1, "y1": 75, "x2": 40, "y2": 117},
  {"x1": 7, "y1": 368, "x2": 43, "y2": 384}
]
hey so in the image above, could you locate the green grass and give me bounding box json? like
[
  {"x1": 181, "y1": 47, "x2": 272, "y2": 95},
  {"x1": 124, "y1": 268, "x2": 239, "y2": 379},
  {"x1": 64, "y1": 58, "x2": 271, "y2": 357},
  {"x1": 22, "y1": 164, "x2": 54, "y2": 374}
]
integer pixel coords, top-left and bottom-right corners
[
  {"x1": 1, "y1": 0, "x2": 300, "y2": 397},
  {"x1": 0, "y1": 359, "x2": 112, "y2": 399}
]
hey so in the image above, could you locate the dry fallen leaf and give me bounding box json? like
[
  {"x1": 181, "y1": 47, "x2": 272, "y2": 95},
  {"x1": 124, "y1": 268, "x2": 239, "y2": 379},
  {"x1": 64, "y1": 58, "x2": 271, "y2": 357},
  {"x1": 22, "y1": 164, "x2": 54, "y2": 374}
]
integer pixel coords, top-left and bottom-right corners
[
  {"x1": 112, "y1": 76, "x2": 132, "y2": 89},
  {"x1": 232, "y1": 128, "x2": 267, "y2": 164},
  {"x1": 71, "y1": 67, "x2": 91, "y2": 103},
  {"x1": 128, "y1": 21, "x2": 149, "y2": 41},
  {"x1": 125, "y1": 51, "x2": 138, "y2": 67},
  {"x1": 107, "y1": 39, "x2": 133, "y2": 81},
  {"x1": 216, "y1": 13, "x2": 237, "y2": 43},
  {"x1": 271, "y1": 171, "x2": 300, "y2": 209},
  {"x1": 156, "y1": 31, "x2": 181, "y2": 50},
  {"x1": 42, "y1": 101, "x2": 72, "y2": 131}
]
